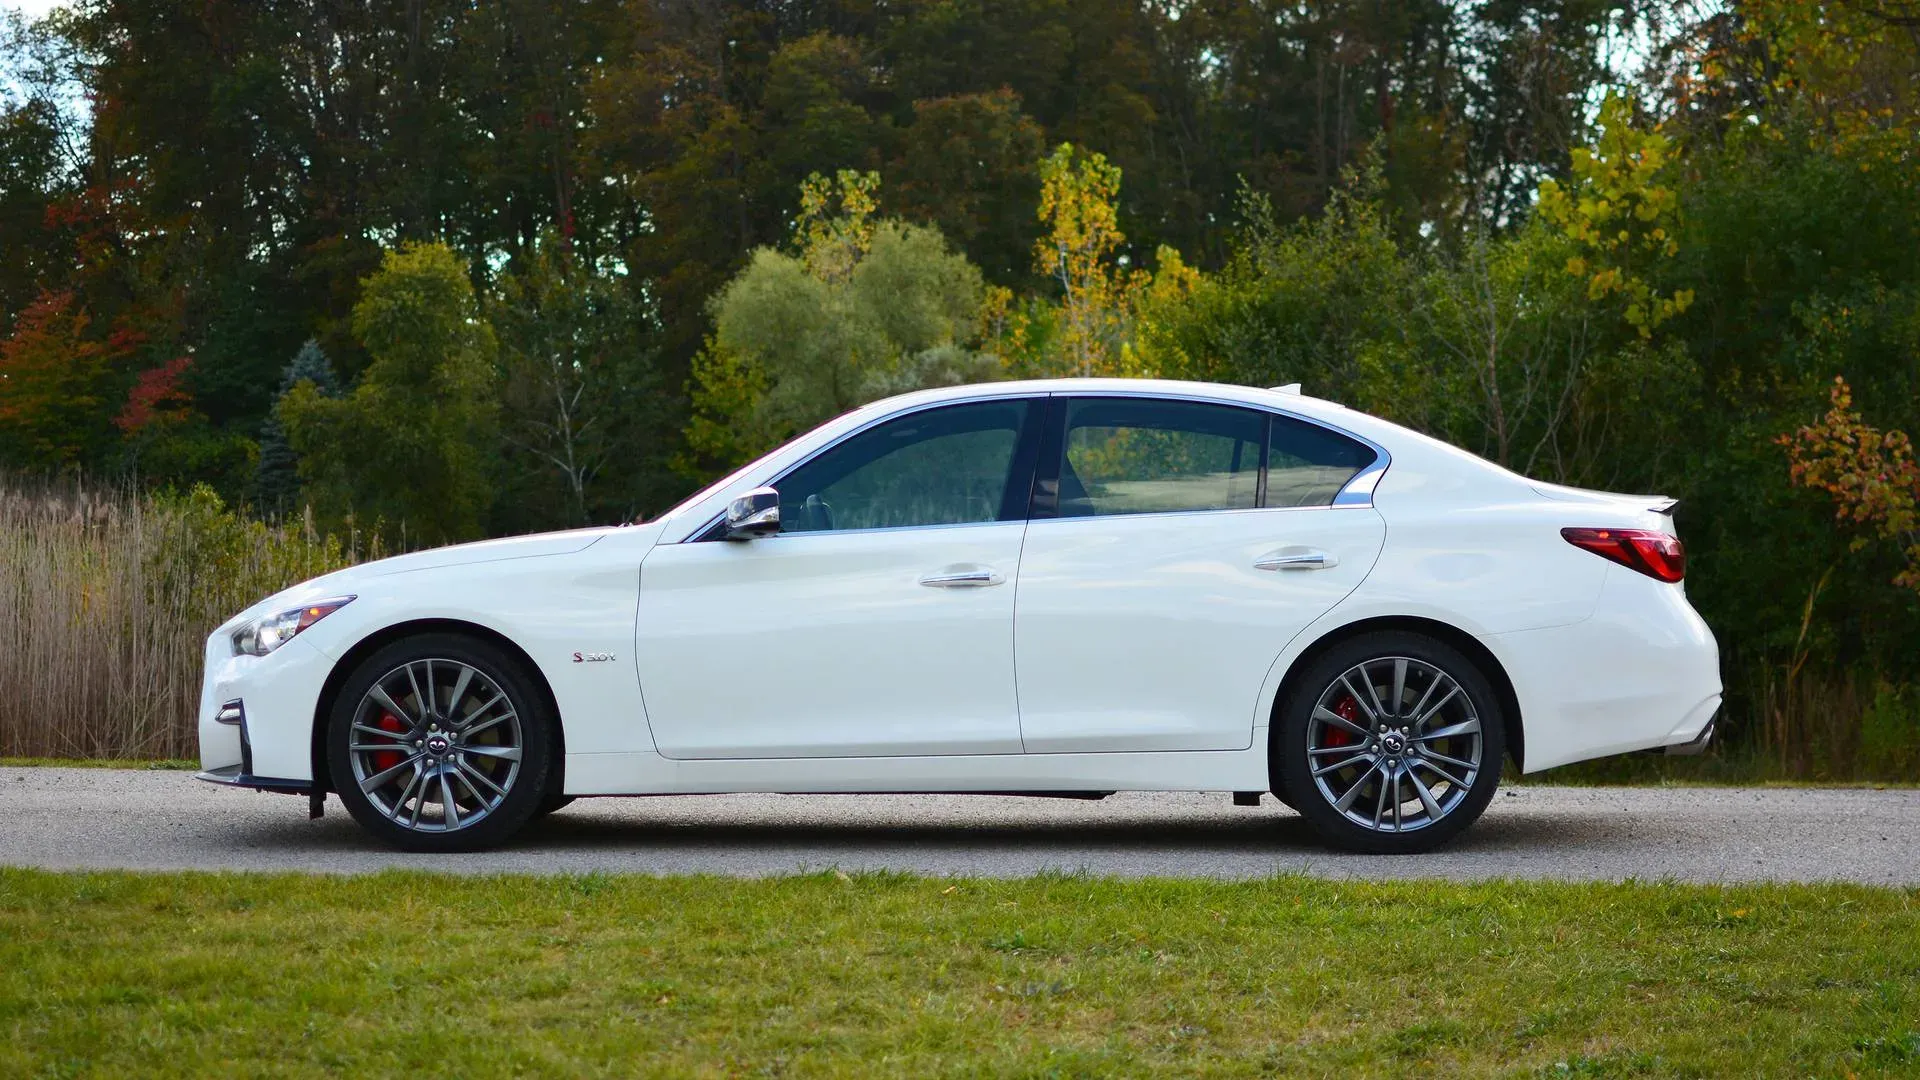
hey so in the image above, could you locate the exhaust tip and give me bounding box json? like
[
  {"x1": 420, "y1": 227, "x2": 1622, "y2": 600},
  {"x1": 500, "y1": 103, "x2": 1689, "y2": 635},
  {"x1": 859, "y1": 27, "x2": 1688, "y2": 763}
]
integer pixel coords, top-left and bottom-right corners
[{"x1": 1662, "y1": 720, "x2": 1715, "y2": 756}]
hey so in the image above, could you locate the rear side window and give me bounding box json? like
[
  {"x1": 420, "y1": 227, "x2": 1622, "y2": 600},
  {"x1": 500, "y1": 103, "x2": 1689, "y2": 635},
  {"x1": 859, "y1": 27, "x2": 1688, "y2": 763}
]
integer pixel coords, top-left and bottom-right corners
[
  {"x1": 1267, "y1": 414, "x2": 1376, "y2": 507},
  {"x1": 1059, "y1": 398, "x2": 1266, "y2": 517},
  {"x1": 1049, "y1": 397, "x2": 1378, "y2": 517}
]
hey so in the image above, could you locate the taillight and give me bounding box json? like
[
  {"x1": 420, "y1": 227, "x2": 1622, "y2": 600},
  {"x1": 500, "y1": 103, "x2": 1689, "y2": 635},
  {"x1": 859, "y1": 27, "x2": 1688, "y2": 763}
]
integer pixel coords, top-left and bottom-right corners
[{"x1": 1561, "y1": 527, "x2": 1685, "y2": 583}]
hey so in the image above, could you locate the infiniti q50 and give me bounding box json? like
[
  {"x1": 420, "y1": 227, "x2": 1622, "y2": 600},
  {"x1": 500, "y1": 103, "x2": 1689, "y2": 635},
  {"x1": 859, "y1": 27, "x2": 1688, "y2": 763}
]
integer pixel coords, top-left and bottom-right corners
[{"x1": 197, "y1": 379, "x2": 1721, "y2": 854}]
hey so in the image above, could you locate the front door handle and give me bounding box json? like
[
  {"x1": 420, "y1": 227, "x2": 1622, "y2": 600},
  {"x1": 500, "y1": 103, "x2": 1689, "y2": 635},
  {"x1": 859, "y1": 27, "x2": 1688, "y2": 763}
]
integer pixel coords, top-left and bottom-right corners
[
  {"x1": 919, "y1": 565, "x2": 1005, "y2": 588},
  {"x1": 1254, "y1": 548, "x2": 1337, "y2": 571}
]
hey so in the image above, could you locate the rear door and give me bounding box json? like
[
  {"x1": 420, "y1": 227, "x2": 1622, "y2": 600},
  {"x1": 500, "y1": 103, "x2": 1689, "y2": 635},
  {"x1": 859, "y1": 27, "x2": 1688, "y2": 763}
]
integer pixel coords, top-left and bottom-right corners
[{"x1": 1013, "y1": 394, "x2": 1387, "y2": 753}]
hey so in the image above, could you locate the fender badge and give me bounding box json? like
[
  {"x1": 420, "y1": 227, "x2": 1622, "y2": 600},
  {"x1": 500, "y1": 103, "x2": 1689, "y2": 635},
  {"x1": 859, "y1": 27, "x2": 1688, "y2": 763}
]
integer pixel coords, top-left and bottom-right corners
[{"x1": 572, "y1": 651, "x2": 617, "y2": 663}]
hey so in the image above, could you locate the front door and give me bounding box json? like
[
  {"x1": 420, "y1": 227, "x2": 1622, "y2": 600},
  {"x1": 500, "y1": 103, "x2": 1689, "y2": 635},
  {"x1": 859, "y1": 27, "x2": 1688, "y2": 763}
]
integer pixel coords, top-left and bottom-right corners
[
  {"x1": 1014, "y1": 395, "x2": 1387, "y2": 752},
  {"x1": 636, "y1": 397, "x2": 1044, "y2": 759}
]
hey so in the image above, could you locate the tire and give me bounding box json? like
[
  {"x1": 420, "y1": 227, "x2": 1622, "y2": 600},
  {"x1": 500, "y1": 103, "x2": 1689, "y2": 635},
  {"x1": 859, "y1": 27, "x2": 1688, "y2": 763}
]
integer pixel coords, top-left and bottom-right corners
[
  {"x1": 1272, "y1": 631, "x2": 1504, "y2": 855},
  {"x1": 534, "y1": 792, "x2": 576, "y2": 818},
  {"x1": 326, "y1": 633, "x2": 554, "y2": 853}
]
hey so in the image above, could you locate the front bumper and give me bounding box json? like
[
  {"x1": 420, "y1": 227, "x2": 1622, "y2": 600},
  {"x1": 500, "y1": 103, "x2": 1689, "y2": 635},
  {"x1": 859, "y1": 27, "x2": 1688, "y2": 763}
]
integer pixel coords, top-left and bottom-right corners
[
  {"x1": 195, "y1": 763, "x2": 313, "y2": 795},
  {"x1": 197, "y1": 632, "x2": 336, "y2": 782}
]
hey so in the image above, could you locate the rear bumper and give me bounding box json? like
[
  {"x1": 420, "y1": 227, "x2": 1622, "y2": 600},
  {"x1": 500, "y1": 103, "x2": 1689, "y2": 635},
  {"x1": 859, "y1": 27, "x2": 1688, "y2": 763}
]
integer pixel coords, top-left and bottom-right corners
[{"x1": 1490, "y1": 566, "x2": 1722, "y2": 772}]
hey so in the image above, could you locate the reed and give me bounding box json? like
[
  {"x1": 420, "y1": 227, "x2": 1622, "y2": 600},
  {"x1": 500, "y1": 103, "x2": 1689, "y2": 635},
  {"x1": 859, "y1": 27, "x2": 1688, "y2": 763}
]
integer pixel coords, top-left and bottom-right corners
[{"x1": 0, "y1": 478, "x2": 372, "y2": 760}]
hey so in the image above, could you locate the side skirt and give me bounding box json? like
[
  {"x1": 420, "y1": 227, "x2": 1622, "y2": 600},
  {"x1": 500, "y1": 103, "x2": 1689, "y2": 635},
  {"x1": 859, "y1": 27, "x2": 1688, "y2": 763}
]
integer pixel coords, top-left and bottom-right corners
[{"x1": 559, "y1": 735, "x2": 1271, "y2": 797}]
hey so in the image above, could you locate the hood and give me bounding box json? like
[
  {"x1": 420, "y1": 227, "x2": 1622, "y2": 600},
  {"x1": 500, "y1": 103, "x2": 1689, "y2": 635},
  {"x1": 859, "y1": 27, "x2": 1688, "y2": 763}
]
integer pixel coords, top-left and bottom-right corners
[
  {"x1": 226, "y1": 525, "x2": 634, "y2": 630},
  {"x1": 346, "y1": 525, "x2": 620, "y2": 578}
]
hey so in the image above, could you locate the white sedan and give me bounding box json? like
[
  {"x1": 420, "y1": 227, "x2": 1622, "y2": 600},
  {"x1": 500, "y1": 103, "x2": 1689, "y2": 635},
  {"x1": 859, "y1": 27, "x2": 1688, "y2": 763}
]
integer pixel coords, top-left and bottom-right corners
[{"x1": 197, "y1": 379, "x2": 1721, "y2": 854}]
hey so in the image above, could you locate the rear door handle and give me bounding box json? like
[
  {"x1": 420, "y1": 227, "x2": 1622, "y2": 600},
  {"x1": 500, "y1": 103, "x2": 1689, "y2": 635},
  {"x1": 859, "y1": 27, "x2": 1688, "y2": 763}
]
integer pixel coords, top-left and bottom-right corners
[
  {"x1": 919, "y1": 566, "x2": 1005, "y2": 588},
  {"x1": 1254, "y1": 549, "x2": 1337, "y2": 571}
]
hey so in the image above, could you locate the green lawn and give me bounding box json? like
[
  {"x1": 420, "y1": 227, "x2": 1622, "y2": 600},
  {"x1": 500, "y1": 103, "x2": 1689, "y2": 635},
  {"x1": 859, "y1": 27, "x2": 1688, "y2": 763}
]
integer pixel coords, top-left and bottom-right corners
[{"x1": 2, "y1": 871, "x2": 1917, "y2": 1077}]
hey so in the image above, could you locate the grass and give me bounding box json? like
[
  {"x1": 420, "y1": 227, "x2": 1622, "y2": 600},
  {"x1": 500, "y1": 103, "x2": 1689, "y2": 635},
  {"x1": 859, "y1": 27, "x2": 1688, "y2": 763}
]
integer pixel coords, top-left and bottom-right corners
[
  {"x1": 2, "y1": 870, "x2": 1917, "y2": 1077},
  {"x1": 0, "y1": 478, "x2": 372, "y2": 760}
]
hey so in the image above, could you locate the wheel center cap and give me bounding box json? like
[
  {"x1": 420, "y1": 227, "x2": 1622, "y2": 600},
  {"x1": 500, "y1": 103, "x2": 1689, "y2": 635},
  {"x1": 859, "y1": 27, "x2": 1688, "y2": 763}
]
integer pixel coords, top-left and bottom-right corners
[
  {"x1": 1380, "y1": 732, "x2": 1408, "y2": 756},
  {"x1": 425, "y1": 734, "x2": 451, "y2": 756}
]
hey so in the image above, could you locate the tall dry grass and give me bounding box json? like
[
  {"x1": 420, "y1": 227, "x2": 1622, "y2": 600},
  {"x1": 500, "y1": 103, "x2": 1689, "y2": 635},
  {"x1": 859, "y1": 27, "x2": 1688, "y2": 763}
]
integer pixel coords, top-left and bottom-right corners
[{"x1": 0, "y1": 478, "x2": 375, "y2": 759}]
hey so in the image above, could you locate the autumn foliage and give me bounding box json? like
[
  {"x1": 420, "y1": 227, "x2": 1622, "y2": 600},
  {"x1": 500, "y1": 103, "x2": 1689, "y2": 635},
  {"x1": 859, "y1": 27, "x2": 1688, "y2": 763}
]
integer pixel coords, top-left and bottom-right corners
[{"x1": 1781, "y1": 377, "x2": 1920, "y2": 593}]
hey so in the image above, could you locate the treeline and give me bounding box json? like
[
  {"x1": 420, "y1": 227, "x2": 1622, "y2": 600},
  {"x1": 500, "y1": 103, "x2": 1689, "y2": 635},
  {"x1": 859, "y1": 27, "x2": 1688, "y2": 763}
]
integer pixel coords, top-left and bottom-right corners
[{"x1": 3, "y1": 1, "x2": 1920, "y2": 770}]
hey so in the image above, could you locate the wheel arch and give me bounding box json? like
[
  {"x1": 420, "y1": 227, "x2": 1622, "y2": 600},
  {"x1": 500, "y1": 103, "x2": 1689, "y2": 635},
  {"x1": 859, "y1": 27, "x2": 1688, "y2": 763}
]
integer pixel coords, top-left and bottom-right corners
[
  {"x1": 1267, "y1": 614, "x2": 1524, "y2": 772},
  {"x1": 309, "y1": 618, "x2": 566, "y2": 796}
]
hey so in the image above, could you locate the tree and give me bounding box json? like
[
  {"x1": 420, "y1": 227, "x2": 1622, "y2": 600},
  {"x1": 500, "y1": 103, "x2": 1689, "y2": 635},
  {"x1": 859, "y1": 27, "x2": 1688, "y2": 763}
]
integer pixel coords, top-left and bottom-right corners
[
  {"x1": 1535, "y1": 94, "x2": 1694, "y2": 338},
  {"x1": 1781, "y1": 377, "x2": 1920, "y2": 595},
  {"x1": 890, "y1": 90, "x2": 1047, "y2": 284},
  {"x1": 0, "y1": 291, "x2": 136, "y2": 468},
  {"x1": 1134, "y1": 168, "x2": 1410, "y2": 398},
  {"x1": 1031, "y1": 143, "x2": 1141, "y2": 377},
  {"x1": 253, "y1": 340, "x2": 338, "y2": 516},
  {"x1": 280, "y1": 243, "x2": 497, "y2": 544},
  {"x1": 491, "y1": 238, "x2": 664, "y2": 527},
  {"x1": 684, "y1": 171, "x2": 1000, "y2": 471}
]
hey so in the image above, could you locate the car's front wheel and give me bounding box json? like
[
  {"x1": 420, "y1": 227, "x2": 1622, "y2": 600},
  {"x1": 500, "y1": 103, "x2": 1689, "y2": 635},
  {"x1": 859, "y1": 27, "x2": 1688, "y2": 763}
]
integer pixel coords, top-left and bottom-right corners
[
  {"x1": 1273, "y1": 631, "x2": 1504, "y2": 854},
  {"x1": 326, "y1": 634, "x2": 553, "y2": 852}
]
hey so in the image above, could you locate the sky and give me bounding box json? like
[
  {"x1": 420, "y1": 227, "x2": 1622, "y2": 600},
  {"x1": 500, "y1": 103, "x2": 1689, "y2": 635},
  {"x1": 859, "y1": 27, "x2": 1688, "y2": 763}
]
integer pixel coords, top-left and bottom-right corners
[{"x1": 5, "y1": 0, "x2": 63, "y2": 19}]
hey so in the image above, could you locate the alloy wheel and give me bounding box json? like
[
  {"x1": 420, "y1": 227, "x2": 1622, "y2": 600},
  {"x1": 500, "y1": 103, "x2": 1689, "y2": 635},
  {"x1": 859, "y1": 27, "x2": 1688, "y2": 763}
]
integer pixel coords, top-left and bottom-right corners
[
  {"x1": 346, "y1": 658, "x2": 524, "y2": 833},
  {"x1": 1305, "y1": 655, "x2": 1484, "y2": 833}
]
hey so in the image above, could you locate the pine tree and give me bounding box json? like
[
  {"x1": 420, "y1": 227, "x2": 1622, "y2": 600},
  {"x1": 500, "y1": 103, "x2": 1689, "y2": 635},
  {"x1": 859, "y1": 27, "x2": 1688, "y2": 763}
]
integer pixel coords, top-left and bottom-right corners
[{"x1": 252, "y1": 339, "x2": 337, "y2": 515}]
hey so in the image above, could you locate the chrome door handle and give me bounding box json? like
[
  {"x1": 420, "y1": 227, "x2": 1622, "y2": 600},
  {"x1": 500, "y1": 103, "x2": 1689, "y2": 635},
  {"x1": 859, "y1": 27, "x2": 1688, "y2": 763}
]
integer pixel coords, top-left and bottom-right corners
[
  {"x1": 919, "y1": 567, "x2": 1004, "y2": 588},
  {"x1": 1254, "y1": 549, "x2": 1337, "y2": 571}
]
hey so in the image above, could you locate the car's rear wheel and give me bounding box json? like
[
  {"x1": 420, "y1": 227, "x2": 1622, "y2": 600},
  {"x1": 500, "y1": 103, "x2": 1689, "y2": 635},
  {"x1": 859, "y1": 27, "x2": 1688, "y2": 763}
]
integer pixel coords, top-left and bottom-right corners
[
  {"x1": 326, "y1": 634, "x2": 553, "y2": 852},
  {"x1": 1273, "y1": 631, "x2": 1504, "y2": 854}
]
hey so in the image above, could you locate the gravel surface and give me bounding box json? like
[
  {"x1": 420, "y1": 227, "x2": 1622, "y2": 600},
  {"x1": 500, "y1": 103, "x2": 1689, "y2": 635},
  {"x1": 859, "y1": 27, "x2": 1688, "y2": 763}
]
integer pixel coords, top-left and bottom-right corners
[{"x1": 2, "y1": 768, "x2": 1916, "y2": 883}]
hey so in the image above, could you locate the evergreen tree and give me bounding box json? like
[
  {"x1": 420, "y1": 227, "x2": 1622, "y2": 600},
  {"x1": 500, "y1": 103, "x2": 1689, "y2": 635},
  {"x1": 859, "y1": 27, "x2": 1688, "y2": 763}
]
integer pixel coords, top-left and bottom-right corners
[{"x1": 252, "y1": 339, "x2": 337, "y2": 516}]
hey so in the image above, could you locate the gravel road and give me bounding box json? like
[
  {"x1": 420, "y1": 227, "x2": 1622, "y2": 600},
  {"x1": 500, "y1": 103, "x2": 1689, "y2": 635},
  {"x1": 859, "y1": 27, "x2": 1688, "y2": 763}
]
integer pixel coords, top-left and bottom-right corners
[{"x1": 2, "y1": 768, "x2": 1915, "y2": 883}]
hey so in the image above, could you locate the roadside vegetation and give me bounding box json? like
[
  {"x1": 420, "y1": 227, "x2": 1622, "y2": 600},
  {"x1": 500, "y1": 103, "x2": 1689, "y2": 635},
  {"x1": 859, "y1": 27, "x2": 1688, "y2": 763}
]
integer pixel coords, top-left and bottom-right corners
[
  {"x1": 0, "y1": 479, "x2": 373, "y2": 760},
  {"x1": 1, "y1": 869, "x2": 1916, "y2": 1077}
]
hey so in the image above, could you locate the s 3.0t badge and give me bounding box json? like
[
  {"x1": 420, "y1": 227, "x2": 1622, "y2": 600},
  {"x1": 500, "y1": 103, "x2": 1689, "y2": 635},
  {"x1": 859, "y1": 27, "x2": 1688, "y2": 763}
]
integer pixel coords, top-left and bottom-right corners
[{"x1": 572, "y1": 651, "x2": 617, "y2": 663}]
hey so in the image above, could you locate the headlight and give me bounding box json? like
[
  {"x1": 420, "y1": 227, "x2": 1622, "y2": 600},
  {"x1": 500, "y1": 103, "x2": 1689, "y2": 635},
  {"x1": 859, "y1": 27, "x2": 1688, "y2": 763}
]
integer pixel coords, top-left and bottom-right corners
[{"x1": 232, "y1": 596, "x2": 355, "y2": 657}]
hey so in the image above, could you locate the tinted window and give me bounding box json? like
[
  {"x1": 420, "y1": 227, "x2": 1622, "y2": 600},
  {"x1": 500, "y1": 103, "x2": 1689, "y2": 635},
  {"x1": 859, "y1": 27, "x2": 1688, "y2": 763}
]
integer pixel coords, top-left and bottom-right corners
[
  {"x1": 1059, "y1": 399, "x2": 1266, "y2": 517},
  {"x1": 774, "y1": 400, "x2": 1035, "y2": 533},
  {"x1": 1267, "y1": 414, "x2": 1377, "y2": 506}
]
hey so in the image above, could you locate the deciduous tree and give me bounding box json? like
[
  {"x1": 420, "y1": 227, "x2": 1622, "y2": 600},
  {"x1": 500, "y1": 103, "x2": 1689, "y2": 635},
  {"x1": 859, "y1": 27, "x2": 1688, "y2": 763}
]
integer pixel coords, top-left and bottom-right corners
[{"x1": 280, "y1": 243, "x2": 498, "y2": 544}]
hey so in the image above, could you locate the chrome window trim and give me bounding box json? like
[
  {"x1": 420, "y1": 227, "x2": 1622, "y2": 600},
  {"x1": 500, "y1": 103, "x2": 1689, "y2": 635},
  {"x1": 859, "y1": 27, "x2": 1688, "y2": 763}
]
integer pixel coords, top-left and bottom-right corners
[
  {"x1": 1051, "y1": 388, "x2": 1392, "y2": 511},
  {"x1": 680, "y1": 386, "x2": 1391, "y2": 541}
]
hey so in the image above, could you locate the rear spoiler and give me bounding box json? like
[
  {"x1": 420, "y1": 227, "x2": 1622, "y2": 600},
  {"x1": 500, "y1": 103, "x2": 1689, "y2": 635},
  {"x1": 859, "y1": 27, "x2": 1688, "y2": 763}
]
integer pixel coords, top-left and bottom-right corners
[{"x1": 1531, "y1": 483, "x2": 1678, "y2": 517}]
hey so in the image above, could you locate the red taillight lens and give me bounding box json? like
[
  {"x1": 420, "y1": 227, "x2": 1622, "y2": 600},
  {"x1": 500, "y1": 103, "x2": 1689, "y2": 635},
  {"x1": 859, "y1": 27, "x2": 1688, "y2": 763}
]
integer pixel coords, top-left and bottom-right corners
[{"x1": 1561, "y1": 527, "x2": 1685, "y2": 583}]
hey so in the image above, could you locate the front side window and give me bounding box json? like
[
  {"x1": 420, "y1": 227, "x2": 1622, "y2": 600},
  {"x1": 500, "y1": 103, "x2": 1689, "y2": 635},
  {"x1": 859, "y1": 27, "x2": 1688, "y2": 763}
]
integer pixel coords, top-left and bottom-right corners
[
  {"x1": 773, "y1": 399, "x2": 1037, "y2": 533},
  {"x1": 1059, "y1": 398, "x2": 1266, "y2": 517}
]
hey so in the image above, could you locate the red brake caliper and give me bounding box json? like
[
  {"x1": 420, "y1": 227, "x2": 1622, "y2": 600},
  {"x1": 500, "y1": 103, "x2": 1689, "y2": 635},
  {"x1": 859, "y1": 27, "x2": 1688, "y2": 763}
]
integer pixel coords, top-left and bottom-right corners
[
  {"x1": 371, "y1": 713, "x2": 407, "y2": 774},
  {"x1": 1324, "y1": 695, "x2": 1360, "y2": 748}
]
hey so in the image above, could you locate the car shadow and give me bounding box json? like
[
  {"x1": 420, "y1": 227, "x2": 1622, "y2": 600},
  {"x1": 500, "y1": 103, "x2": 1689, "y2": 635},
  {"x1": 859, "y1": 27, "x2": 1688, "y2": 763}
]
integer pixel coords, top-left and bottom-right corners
[
  {"x1": 497, "y1": 795, "x2": 1669, "y2": 860},
  {"x1": 208, "y1": 792, "x2": 1680, "y2": 871}
]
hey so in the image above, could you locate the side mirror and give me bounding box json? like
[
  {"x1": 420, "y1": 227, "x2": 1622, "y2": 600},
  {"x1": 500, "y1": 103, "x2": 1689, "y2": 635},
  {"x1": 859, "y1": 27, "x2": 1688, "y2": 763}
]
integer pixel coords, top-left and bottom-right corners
[{"x1": 724, "y1": 487, "x2": 781, "y2": 540}]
